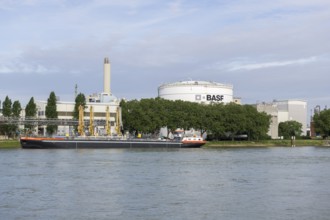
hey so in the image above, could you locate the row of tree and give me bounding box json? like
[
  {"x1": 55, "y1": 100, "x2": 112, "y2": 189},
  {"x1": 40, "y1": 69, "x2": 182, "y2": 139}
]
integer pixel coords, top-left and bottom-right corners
[
  {"x1": 0, "y1": 92, "x2": 59, "y2": 137},
  {"x1": 3, "y1": 92, "x2": 330, "y2": 140},
  {"x1": 0, "y1": 91, "x2": 89, "y2": 137},
  {"x1": 120, "y1": 98, "x2": 272, "y2": 141},
  {"x1": 0, "y1": 96, "x2": 23, "y2": 137}
]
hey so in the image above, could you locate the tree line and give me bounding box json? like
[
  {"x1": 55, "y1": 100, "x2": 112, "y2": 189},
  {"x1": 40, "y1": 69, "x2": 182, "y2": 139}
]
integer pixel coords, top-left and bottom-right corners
[
  {"x1": 120, "y1": 98, "x2": 272, "y2": 141},
  {"x1": 0, "y1": 92, "x2": 59, "y2": 137},
  {"x1": 0, "y1": 91, "x2": 88, "y2": 137},
  {"x1": 2, "y1": 92, "x2": 330, "y2": 140},
  {"x1": 0, "y1": 96, "x2": 23, "y2": 137}
]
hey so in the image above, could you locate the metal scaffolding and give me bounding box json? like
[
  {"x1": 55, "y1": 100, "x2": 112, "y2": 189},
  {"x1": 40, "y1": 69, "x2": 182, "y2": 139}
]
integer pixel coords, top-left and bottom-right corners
[{"x1": 0, "y1": 116, "x2": 107, "y2": 126}]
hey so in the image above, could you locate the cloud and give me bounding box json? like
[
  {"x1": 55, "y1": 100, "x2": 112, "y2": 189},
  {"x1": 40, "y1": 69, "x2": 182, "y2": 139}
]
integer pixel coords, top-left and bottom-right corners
[
  {"x1": 1, "y1": 0, "x2": 330, "y2": 107},
  {"x1": 0, "y1": 62, "x2": 58, "y2": 74},
  {"x1": 168, "y1": 0, "x2": 182, "y2": 13},
  {"x1": 225, "y1": 56, "x2": 322, "y2": 72}
]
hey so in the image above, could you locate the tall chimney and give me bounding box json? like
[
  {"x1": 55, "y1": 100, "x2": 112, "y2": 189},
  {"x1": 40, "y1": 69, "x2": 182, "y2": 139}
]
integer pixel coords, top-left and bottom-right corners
[{"x1": 103, "y1": 57, "x2": 111, "y2": 95}]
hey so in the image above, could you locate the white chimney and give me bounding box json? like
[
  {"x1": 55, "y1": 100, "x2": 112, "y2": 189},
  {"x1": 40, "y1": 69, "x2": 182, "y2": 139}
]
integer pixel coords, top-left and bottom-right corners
[{"x1": 103, "y1": 57, "x2": 111, "y2": 95}]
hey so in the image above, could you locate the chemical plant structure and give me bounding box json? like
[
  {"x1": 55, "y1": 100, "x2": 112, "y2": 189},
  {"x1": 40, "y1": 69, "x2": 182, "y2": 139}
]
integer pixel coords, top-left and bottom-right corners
[
  {"x1": 158, "y1": 81, "x2": 307, "y2": 139},
  {"x1": 34, "y1": 57, "x2": 122, "y2": 137},
  {"x1": 27, "y1": 57, "x2": 308, "y2": 139}
]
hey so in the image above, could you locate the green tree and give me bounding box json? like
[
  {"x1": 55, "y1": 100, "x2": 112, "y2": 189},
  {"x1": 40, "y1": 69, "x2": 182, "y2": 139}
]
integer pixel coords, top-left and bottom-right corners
[
  {"x1": 138, "y1": 98, "x2": 158, "y2": 134},
  {"x1": 0, "y1": 96, "x2": 23, "y2": 137},
  {"x1": 12, "y1": 100, "x2": 22, "y2": 117},
  {"x1": 45, "y1": 91, "x2": 58, "y2": 135},
  {"x1": 0, "y1": 96, "x2": 12, "y2": 136},
  {"x1": 244, "y1": 105, "x2": 271, "y2": 141},
  {"x1": 120, "y1": 98, "x2": 272, "y2": 141},
  {"x1": 166, "y1": 100, "x2": 185, "y2": 134},
  {"x1": 190, "y1": 103, "x2": 210, "y2": 137},
  {"x1": 11, "y1": 100, "x2": 22, "y2": 137},
  {"x1": 278, "y1": 121, "x2": 302, "y2": 139},
  {"x1": 72, "y1": 93, "x2": 86, "y2": 133},
  {"x1": 206, "y1": 103, "x2": 226, "y2": 140},
  {"x1": 2, "y1": 96, "x2": 12, "y2": 117},
  {"x1": 121, "y1": 98, "x2": 180, "y2": 137},
  {"x1": 222, "y1": 103, "x2": 246, "y2": 140},
  {"x1": 25, "y1": 97, "x2": 38, "y2": 132},
  {"x1": 73, "y1": 93, "x2": 86, "y2": 120},
  {"x1": 25, "y1": 97, "x2": 37, "y2": 117},
  {"x1": 313, "y1": 109, "x2": 330, "y2": 139}
]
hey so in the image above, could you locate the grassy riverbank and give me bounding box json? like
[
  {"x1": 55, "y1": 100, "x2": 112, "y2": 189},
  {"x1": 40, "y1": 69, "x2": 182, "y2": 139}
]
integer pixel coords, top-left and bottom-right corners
[
  {"x1": 1, "y1": 139, "x2": 329, "y2": 149},
  {"x1": 204, "y1": 139, "x2": 329, "y2": 147},
  {"x1": 0, "y1": 140, "x2": 20, "y2": 148}
]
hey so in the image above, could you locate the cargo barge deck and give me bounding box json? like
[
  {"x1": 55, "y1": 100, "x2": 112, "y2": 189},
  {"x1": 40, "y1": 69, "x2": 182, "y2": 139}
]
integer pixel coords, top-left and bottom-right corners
[{"x1": 20, "y1": 137, "x2": 206, "y2": 149}]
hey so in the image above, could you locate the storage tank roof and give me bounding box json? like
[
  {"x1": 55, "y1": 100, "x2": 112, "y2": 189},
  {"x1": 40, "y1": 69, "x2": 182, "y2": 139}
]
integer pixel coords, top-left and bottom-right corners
[{"x1": 159, "y1": 80, "x2": 233, "y2": 88}]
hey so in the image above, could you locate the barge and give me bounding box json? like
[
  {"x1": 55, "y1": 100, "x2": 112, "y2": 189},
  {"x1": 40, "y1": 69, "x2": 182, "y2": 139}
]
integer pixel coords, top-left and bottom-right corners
[{"x1": 20, "y1": 136, "x2": 206, "y2": 149}]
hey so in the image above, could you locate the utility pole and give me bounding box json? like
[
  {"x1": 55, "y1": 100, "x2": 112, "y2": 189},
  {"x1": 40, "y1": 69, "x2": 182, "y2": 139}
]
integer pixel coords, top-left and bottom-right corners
[{"x1": 74, "y1": 84, "x2": 78, "y2": 98}]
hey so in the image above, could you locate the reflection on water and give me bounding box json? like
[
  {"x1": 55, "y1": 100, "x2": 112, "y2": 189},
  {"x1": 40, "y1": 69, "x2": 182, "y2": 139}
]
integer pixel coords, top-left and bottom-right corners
[{"x1": 1, "y1": 147, "x2": 330, "y2": 220}]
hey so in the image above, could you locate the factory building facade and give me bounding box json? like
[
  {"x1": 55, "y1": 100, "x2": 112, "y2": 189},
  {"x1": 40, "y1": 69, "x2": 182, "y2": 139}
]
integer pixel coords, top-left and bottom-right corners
[
  {"x1": 255, "y1": 100, "x2": 307, "y2": 139},
  {"x1": 34, "y1": 57, "x2": 122, "y2": 136},
  {"x1": 158, "y1": 80, "x2": 238, "y2": 104},
  {"x1": 35, "y1": 100, "x2": 121, "y2": 136}
]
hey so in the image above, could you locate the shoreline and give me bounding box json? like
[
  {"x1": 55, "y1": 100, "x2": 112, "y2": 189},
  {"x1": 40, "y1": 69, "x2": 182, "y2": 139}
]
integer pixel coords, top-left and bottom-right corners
[
  {"x1": 0, "y1": 140, "x2": 21, "y2": 148},
  {"x1": 204, "y1": 139, "x2": 330, "y2": 148},
  {"x1": 1, "y1": 139, "x2": 330, "y2": 149}
]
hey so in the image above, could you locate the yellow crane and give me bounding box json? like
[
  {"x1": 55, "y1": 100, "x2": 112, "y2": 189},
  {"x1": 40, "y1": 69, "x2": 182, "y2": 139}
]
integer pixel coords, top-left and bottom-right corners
[
  {"x1": 89, "y1": 106, "x2": 94, "y2": 136},
  {"x1": 116, "y1": 106, "x2": 122, "y2": 136},
  {"x1": 78, "y1": 105, "x2": 85, "y2": 136},
  {"x1": 106, "y1": 106, "x2": 111, "y2": 136}
]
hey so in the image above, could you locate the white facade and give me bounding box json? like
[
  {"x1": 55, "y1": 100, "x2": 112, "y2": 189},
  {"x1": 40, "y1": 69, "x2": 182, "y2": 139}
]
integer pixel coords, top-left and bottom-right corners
[
  {"x1": 158, "y1": 81, "x2": 233, "y2": 104},
  {"x1": 256, "y1": 103, "x2": 279, "y2": 139},
  {"x1": 35, "y1": 100, "x2": 121, "y2": 136},
  {"x1": 256, "y1": 100, "x2": 307, "y2": 138},
  {"x1": 276, "y1": 100, "x2": 307, "y2": 134}
]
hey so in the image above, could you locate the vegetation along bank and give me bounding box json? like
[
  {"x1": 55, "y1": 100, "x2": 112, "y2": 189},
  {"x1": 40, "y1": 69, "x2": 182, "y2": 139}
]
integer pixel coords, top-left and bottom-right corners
[
  {"x1": 2, "y1": 93, "x2": 330, "y2": 141},
  {"x1": 1, "y1": 139, "x2": 329, "y2": 149}
]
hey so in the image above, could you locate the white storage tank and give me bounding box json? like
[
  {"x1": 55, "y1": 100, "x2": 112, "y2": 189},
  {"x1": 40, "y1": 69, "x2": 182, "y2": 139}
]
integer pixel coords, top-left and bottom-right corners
[{"x1": 158, "y1": 81, "x2": 233, "y2": 104}]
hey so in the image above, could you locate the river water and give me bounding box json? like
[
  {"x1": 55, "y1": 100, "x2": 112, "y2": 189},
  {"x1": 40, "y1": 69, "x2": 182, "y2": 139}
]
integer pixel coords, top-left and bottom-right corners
[{"x1": 1, "y1": 147, "x2": 330, "y2": 220}]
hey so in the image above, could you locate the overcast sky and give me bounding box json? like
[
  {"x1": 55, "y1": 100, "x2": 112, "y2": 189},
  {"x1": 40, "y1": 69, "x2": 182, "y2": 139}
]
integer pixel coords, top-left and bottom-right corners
[{"x1": 1, "y1": 0, "x2": 329, "y2": 113}]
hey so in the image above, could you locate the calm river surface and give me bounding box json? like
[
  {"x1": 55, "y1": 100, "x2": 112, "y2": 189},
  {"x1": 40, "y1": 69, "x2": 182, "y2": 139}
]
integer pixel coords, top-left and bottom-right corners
[{"x1": 1, "y1": 147, "x2": 330, "y2": 220}]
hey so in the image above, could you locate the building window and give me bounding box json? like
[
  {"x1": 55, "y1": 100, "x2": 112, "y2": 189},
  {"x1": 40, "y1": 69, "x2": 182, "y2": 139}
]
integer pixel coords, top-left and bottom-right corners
[
  {"x1": 58, "y1": 111, "x2": 73, "y2": 117},
  {"x1": 38, "y1": 111, "x2": 45, "y2": 116}
]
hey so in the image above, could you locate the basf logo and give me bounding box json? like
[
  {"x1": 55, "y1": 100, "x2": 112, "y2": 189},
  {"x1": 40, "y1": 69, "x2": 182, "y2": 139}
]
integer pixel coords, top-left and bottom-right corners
[
  {"x1": 206, "y1": 95, "x2": 224, "y2": 102},
  {"x1": 195, "y1": 94, "x2": 224, "y2": 102}
]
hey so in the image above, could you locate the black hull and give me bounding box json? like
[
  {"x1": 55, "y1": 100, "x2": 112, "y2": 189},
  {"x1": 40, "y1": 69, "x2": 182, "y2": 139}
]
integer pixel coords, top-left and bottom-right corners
[{"x1": 20, "y1": 139, "x2": 205, "y2": 149}]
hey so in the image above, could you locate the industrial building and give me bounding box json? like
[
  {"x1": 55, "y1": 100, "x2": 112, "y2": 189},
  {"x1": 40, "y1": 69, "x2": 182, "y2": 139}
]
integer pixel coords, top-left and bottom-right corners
[
  {"x1": 157, "y1": 80, "x2": 307, "y2": 139},
  {"x1": 158, "y1": 80, "x2": 240, "y2": 138},
  {"x1": 158, "y1": 80, "x2": 240, "y2": 104},
  {"x1": 35, "y1": 100, "x2": 121, "y2": 136},
  {"x1": 23, "y1": 57, "x2": 307, "y2": 139},
  {"x1": 35, "y1": 57, "x2": 122, "y2": 136},
  {"x1": 255, "y1": 100, "x2": 307, "y2": 139}
]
